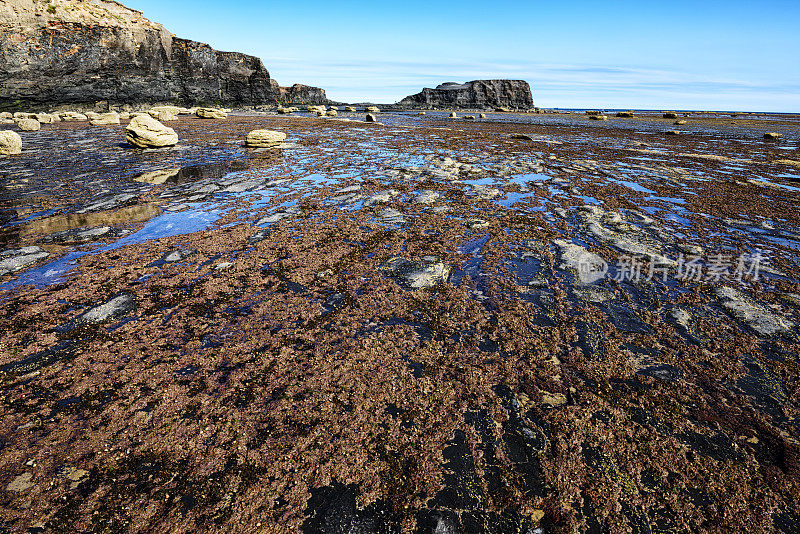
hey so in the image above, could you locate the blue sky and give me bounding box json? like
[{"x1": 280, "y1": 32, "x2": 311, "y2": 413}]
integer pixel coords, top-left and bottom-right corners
[{"x1": 128, "y1": 1, "x2": 800, "y2": 111}]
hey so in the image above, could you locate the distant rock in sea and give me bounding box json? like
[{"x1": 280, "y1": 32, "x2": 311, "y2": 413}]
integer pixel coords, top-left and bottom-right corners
[
  {"x1": 0, "y1": 0, "x2": 327, "y2": 111},
  {"x1": 398, "y1": 80, "x2": 533, "y2": 110}
]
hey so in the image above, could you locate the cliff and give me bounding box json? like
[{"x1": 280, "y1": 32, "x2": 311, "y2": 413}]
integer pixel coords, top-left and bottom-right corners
[
  {"x1": 398, "y1": 80, "x2": 533, "y2": 110},
  {"x1": 279, "y1": 84, "x2": 328, "y2": 105},
  {"x1": 0, "y1": 0, "x2": 326, "y2": 110}
]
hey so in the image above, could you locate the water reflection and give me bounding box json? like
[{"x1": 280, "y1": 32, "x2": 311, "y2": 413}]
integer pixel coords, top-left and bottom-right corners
[
  {"x1": 19, "y1": 204, "x2": 163, "y2": 240},
  {"x1": 131, "y1": 155, "x2": 283, "y2": 185}
]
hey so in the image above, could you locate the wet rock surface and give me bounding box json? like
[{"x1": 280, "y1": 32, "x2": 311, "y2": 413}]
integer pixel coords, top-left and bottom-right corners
[{"x1": 0, "y1": 110, "x2": 799, "y2": 533}]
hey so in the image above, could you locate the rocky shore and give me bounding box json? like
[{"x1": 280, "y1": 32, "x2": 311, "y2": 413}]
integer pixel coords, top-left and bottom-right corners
[{"x1": 0, "y1": 105, "x2": 799, "y2": 533}]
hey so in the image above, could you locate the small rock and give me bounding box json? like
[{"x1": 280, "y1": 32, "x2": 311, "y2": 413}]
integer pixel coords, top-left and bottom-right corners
[
  {"x1": 245, "y1": 129, "x2": 287, "y2": 148},
  {"x1": 89, "y1": 112, "x2": 120, "y2": 126},
  {"x1": 715, "y1": 286, "x2": 794, "y2": 336},
  {"x1": 126, "y1": 115, "x2": 178, "y2": 148},
  {"x1": 663, "y1": 112, "x2": 678, "y2": 119},
  {"x1": 479, "y1": 113, "x2": 486, "y2": 118},
  {"x1": 382, "y1": 257, "x2": 450, "y2": 289},
  {"x1": 542, "y1": 392, "x2": 567, "y2": 407},
  {"x1": 464, "y1": 218, "x2": 489, "y2": 229},
  {"x1": 79, "y1": 293, "x2": 136, "y2": 324},
  {"x1": 365, "y1": 113, "x2": 376, "y2": 122},
  {"x1": 449, "y1": 112, "x2": 458, "y2": 118},
  {"x1": 161, "y1": 249, "x2": 193, "y2": 263},
  {"x1": 674, "y1": 120, "x2": 687, "y2": 125},
  {"x1": 6, "y1": 472, "x2": 34, "y2": 492},
  {"x1": 377, "y1": 208, "x2": 406, "y2": 224},
  {"x1": 0, "y1": 246, "x2": 49, "y2": 276},
  {"x1": 35, "y1": 113, "x2": 59, "y2": 123},
  {"x1": 589, "y1": 115, "x2": 608, "y2": 121},
  {"x1": 60, "y1": 111, "x2": 88, "y2": 121},
  {"x1": 665, "y1": 130, "x2": 681, "y2": 135},
  {"x1": 0, "y1": 130, "x2": 23, "y2": 155},
  {"x1": 364, "y1": 189, "x2": 400, "y2": 206},
  {"x1": 326, "y1": 110, "x2": 338, "y2": 117},
  {"x1": 366, "y1": 106, "x2": 380, "y2": 113},
  {"x1": 616, "y1": 111, "x2": 634, "y2": 117},
  {"x1": 414, "y1": 190, "x2": 440, "y2": 204},
  {"x1": 148, "y1": 109, "x2": 177, "y2": 122},
  {"x1": 16, "y1": 118, "x2": 40, "y2": 131},
  {"x1": 345, "y1": 106, "x2": 357, "y2": 112},
  {"x1": 764, "y1": 132, "x2": 782, "y2": 140},
  {"x1": 196, "y1": 108, "x2": 227, "y2": 119}
]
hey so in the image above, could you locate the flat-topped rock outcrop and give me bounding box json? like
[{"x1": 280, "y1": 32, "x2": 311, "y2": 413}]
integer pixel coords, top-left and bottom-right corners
[{"x1": 398, "y1": 79, "x2": 533, "y2": 110}]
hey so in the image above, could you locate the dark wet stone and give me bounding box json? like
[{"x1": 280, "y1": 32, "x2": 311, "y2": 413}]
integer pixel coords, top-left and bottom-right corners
[
  {"x1": 600, "y1": 303, "x2": 653, "y2": 334},
  {"x1": 773, "y1": 510, "x2": 800, "y2": 534},
  {"x1": 637, "y1": 364, "x2": 682, "y2": 381},
  {"x1": 592, "y1": 410, "x2": 612, "y2": 423},
  {"x1": 148, "y1": 249, "x2": 195, "y2": 267},
  {"x1": 666, "y1": 307, "x2": 707, "y2": 346},
  {"x1": 737, "y1": 355, "x2": 787, "y2": 417},
  {"x1": 39, "y1": 226, "x2": 118, "y2": 244},
  {"x1": 749, "y1": 432, "x2": 790, "y2": 469},
  {"x1": 324, "y1": 292, "x2": 347, "y2": 310},
  {"x1": 301, "y1": 481, "x2": 400, "y2": 534},
  {"x1": 407, "y1": 359, "x2": 424, "y2": 378},
  {"x1": 414, "y1": 509, "x2": 461, "y2": 534},
  {"x1": 176, "y1": 365, "x2": 198, "y2": 377},
  {"x1": 678, "y1": 430, "x2": 744, "y2": 462},
  {"x1": 0, "y1": 340, "x2": 76, "y2": 375},
  {"x1": 75, "y1": 193, "x2": 139, "y2": 214},
  {"x1": 574, "y1": 321, "x2": 605, "y2": 360},
  {"x1": 621, "y1": 503, "x2": 652, "y2": 534},
  {"x1": 461, "y1": 510, "x2": 533, "y2": 533},
  {"x1": 609, "y1": 377, "x2": 650, "y2": 392},
  {"x1": 685, "y1": 487, "x2": 714, "y2": 508},
  {"x1": 629, "y1": 407, "x2": 672, "y2": 435},
  {"x1": 431, "y1": 430, "x2": 485, "y2": 510}
]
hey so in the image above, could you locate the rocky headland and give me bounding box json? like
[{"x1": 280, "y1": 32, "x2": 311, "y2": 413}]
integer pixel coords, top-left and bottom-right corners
[
  {"x1": 398, "y1": 80, "x2": 534, "y2": 110},
  {"x1": 0, "y1": 0, "x2": 327, "y2": 111}
]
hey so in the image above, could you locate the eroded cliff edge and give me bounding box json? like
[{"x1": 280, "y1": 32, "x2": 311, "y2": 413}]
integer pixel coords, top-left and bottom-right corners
[
  {"x1": 0, "y1": 0, "x2": 326, "y2": 110},
  {"x1": 398, "y1": 80, "x2": 534, "y2": 110}
]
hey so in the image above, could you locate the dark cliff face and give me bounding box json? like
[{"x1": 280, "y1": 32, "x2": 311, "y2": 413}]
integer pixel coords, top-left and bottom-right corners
[
  {"x1": 0, "y1": 0, "x2": 325, "y2": 110},
  {"x1": 278, "y1": 84, "x2": 328, "y2": 105},
  {"x1": 398, "y1": 80, "x2": 534, "y2": 110}
]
